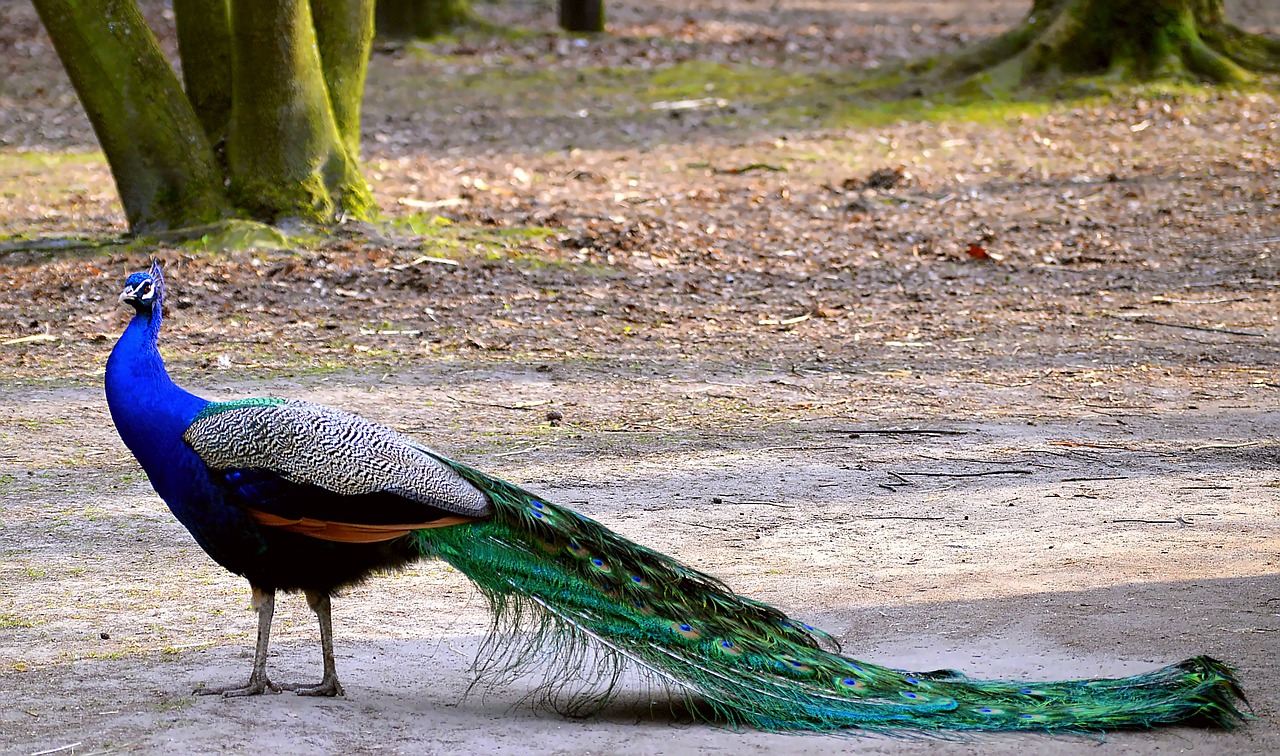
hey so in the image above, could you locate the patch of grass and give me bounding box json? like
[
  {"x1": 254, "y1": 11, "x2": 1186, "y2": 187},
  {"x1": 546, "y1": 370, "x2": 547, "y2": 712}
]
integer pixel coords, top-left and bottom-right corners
[
  {"x1": 383, "y1": 213, "x2": 559, "y2": 259},
  {"x1": 396, "y1": 49, "x2": 1260, "y2": 136},
  {"x1": 0, "y1": 151, "x2": 104, "y2": 171},
  {"x1": 384, "y1": 59, "x2": 808, "y2": 121},
  {"x1": 171, "y1": 219, "x2": 296, "y2": 253},
  {"x1": 389, "y1": 55, "x2": 1071, "y2": 131},
  {"x1": 72, "y1": 649, "x2": 132, "y2": 661},
  {"x1": 816, "y1": 94, "x2": 1059, "y2": 129},
  {"x1": 9, "y1": 417, "x2": 70, "y2": 428},
  {"x1": 0, "y1": 613, "x2": 42, "y2": 629},
  {"x1": 644, "y1": 60, "x2": 811, "y2": 104},
  {"x1": 154, "y1": 696, "x2": 193, "y2": 714}
]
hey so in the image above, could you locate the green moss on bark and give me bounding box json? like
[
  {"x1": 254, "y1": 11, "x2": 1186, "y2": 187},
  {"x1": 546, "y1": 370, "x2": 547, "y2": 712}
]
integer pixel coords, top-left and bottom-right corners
[
  {"x1": 312, "y1": 0, "x2": 375, "y2": 159},
  {"x1": 912, "y1": 0, "x2": 1277, "y2": 94},
  {"x1": 226, "y1": 0, "x2": 374, "y2": 224},
  {"x1": 36, "y1": 0, "x2": 377, "y2": 235},
  {"x1": 32, "y1": 0, "x2": 229, "y2": 233},
  {"x1": 173, "y1": 0, "x2": 233, "y2": 154}
]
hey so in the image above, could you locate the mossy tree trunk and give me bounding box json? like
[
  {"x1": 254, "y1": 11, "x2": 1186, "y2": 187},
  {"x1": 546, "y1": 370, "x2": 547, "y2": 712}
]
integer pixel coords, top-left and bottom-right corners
[
  {"x1": 32, "y1": 0, "x2": 230, "y2": 233},
  {"x1": 173, "y1": 0, "x2": 233, "y2": 161},
  {"x1": 920, "y1": 0, "x2": 1280, "y2": 92},
  {"x1": 313, "y1": 0, "x2": 376, "y2": 159},
  {"x1": 375, "y1": 0, "x2": 475, "y2": 40},
  {"x1": 226, "y1": 0, "x2": 374, "y2": 223},
  {"x1": 34, "y1": 0, "x2": 377, "y2": 235}
]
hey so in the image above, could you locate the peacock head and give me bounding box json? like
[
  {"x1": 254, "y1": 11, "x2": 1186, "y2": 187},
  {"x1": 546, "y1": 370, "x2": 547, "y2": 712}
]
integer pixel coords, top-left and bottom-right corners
[{"x1": 119, "y1": 260, "x2": 166, "y2": 315}]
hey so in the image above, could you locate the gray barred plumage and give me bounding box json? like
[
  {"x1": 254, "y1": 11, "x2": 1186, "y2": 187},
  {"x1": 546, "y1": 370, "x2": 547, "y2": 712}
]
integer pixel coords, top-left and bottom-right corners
[{"x1": 183, "y1": 399, "x2": 492, "y2": 517}]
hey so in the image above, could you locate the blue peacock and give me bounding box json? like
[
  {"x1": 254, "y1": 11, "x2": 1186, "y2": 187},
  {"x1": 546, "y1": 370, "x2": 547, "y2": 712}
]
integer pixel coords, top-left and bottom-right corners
[{"x1": 104, "y1": 261, "x2": 1247, "y2": 733}]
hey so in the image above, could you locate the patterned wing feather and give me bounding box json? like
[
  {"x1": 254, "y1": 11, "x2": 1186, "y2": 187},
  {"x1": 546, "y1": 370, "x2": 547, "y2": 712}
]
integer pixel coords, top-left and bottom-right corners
[{"x1": 184, "y1": 399, "x2": 492, "y2": 518}]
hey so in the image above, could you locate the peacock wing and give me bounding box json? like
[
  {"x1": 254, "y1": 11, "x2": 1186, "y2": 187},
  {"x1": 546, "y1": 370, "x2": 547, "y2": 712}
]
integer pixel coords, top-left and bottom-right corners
[{"x1": 183, "y1": 399, "x2": 492, "y2": 542}]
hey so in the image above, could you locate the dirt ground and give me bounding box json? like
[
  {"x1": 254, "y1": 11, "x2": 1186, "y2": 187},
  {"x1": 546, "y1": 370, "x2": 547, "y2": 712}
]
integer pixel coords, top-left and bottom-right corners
[{"x1": 2, "y1": 1, "x2": 1280, "y2": 754}]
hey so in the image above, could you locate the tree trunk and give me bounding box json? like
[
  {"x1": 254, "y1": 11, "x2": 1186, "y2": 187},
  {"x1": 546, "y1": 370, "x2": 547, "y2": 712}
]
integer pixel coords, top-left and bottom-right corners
[
  {"x1": 559, "y1": 0, "x2": 605, "y2": 34},
  {"x1": 35, "y1": 0, "x2": 378, "y2": 235},
  {"x1": 918, "y1": 0, "x2": 1279, "y2": 91},
  {"x1": 173, "y1": 0, "x2": 233, "y2": 157},
  {"x1": 226, "y1": 0, "x2": 374, "y2": 224},
  {"x1": 32, "y1": 0, "x2": 230, "y2": 233},
  {"x1": 375, "y1": 0, "x2": 475, "y2": 40},
  {"x1": 312, "y1": 0, "x2": 376, "y2": 160}
]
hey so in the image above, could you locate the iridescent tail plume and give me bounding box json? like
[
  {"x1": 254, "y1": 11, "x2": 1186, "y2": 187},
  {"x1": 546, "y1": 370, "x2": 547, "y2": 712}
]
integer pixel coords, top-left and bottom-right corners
[{"x1": 413, "y1": 458, "x2": 1248, "y2": 733}]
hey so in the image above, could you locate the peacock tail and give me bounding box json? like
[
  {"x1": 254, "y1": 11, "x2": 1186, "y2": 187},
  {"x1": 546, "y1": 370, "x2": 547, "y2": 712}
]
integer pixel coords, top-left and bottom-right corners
[
  {"x1": 413, "y1": 456, "x2": 1248, "y2": 734},
  {"x1": 108, "y1": 263, "x2": 1250, "y2": 729}
]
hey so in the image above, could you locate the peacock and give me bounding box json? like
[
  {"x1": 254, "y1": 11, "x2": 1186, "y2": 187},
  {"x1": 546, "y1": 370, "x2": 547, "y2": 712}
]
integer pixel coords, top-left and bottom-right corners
[{"x1": 104, "y1": 261, "x2": 1248, "y2": 733}]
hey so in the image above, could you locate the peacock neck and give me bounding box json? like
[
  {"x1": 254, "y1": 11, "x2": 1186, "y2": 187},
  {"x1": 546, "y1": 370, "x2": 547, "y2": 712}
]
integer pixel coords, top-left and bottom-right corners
[{"x1": 106, "y1": 308, "x2": 209, "y2": 494}]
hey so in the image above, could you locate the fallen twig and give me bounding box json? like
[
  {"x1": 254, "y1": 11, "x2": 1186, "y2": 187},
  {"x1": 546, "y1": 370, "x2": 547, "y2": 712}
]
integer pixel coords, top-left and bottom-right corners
[
  {"x1": 1061, "y1": 475, "x2": 1128, "y2": 482},
  {"x1": 1187, "y1": 441, "x2": 1263, "y2": 452},
  {"x1": 892, "y1": 469, "x2": 1033, "y2": 478},
  {"x1": 758, "y1": 312, "x2": 810, "y2": 326},
  {"x1": 390, "y1": 253, "x2": 459, "y2": 270},
  {"x1": 746, "y1": 444, "x2": 864, "y2": 453},
  {"x1": 716, "y1": 162, "x2": 787, "y2": 175},
  {"x1": 1151, "y1": 295, "x2": 1250, "y2": 305},
  {"x1": 1110, "y1": 518, "x2": 1178, "y2": 524},
  {"x1": 887, "y1": 470, "x2": 912, "y2": 486},
  {"x1": 861, "y1": 515, "x2": 945, "y2": 521},
  {"x1": 492, "y1": 444, "x2": 545, "y2": 458},
  {"x1": 1108, "y1": 313, "x2": 1264, "y2": 337},
  {"x1": 822, "y1": 428, "x2": 968, "y2": 437},
  {"x1": 726, "y1": 499, "x2": 793, "y2": 508},
  {"x1": 3, "y1": 333, "x2": 58, "y2": 346},
  {"x1": 448, "y1": 396, "x2": 550, "y2": 411}
]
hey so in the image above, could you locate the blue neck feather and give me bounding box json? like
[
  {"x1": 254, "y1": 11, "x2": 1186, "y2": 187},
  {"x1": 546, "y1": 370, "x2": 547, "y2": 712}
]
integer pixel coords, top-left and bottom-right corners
[{"x1": 105, "y1": 305, "x2": 209, "y2": 500}]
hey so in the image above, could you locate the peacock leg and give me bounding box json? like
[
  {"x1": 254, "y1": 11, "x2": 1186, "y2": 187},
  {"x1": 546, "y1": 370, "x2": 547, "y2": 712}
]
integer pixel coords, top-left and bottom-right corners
[
  {"x1": 282, "y1": 590, "x2": 345, "y2": 697},
  {"x1": 195, "y1": 585, "x2": 282, "y2": 697}
]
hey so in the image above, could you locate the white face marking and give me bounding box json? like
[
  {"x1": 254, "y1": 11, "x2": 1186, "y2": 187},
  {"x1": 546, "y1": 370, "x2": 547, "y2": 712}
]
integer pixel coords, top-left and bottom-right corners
[{"x1": 122, "y1": 279, "x2": 156, "y2": 303}]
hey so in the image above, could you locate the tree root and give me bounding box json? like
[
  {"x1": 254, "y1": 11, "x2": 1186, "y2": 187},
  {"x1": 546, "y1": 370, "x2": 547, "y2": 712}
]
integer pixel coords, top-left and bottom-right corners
[{"x1": 900, "y1": 0, "x2": 1278, "y2": 97}]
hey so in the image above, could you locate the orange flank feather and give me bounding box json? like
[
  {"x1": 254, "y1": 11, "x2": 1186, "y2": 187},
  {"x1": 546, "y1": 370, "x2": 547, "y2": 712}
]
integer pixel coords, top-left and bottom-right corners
[{"x1": 246, "y1": 509, "x2": 474, "y2": 544}]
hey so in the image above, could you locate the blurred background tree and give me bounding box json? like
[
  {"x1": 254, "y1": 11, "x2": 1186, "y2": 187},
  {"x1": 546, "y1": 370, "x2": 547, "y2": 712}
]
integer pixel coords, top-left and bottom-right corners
[{"x1": 32, "y1": 0, "x2": 376, "y2": 234}]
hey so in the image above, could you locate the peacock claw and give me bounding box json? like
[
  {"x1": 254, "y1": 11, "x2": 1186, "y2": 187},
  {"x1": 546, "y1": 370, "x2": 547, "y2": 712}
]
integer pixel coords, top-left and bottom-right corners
[
  {"x1": 194, "y1": 676, "x2": 282, "y2": 697},
  {"x1": 281, "y1": 677, "x2": 345, "y2": 697}
]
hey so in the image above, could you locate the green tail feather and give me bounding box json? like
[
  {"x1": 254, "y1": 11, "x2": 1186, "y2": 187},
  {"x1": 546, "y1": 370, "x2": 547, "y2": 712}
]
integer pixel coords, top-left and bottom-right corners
[{"x1": 411, "y1": 457, "x2": 1249, "y2": 733}]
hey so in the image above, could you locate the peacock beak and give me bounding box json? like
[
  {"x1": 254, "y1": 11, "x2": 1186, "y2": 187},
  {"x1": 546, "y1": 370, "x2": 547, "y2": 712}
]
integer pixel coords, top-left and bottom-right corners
[{"x1": 119, "y1": 281, "x2": 154, "y2": 308}]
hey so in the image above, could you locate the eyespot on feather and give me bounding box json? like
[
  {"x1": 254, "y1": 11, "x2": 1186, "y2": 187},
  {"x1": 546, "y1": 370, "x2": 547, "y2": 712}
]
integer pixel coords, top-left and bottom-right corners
[{"x1": 671, "y1": 622, "x2": 701, "y2": 640}]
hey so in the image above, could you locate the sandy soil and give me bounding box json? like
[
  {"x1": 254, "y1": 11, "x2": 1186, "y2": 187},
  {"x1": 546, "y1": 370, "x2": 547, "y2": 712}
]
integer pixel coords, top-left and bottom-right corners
[{"x1": 2, "y1": 368, "x2": 1278, "y2": 754}]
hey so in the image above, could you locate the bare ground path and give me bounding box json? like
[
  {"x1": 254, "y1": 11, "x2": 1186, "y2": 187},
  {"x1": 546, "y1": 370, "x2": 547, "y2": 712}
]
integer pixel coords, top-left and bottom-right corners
[{"x1": 1, "y1": 371, "x2": 1277, "y2": 753}]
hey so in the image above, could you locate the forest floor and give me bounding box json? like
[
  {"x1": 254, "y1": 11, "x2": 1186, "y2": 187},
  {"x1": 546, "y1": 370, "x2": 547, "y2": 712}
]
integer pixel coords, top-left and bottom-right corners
[{"x1": 2, "y1": 0, "x2": 1280, "y2": 754}]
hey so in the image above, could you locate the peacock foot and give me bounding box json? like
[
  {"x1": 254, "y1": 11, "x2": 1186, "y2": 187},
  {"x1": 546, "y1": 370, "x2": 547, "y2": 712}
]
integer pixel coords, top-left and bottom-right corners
[
  {"x1": 194, "y1": 674, "x2": 282, "y2": 698},
  {"x1": 281, "y1": 675, "x2": 345, "y2": 697}
]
